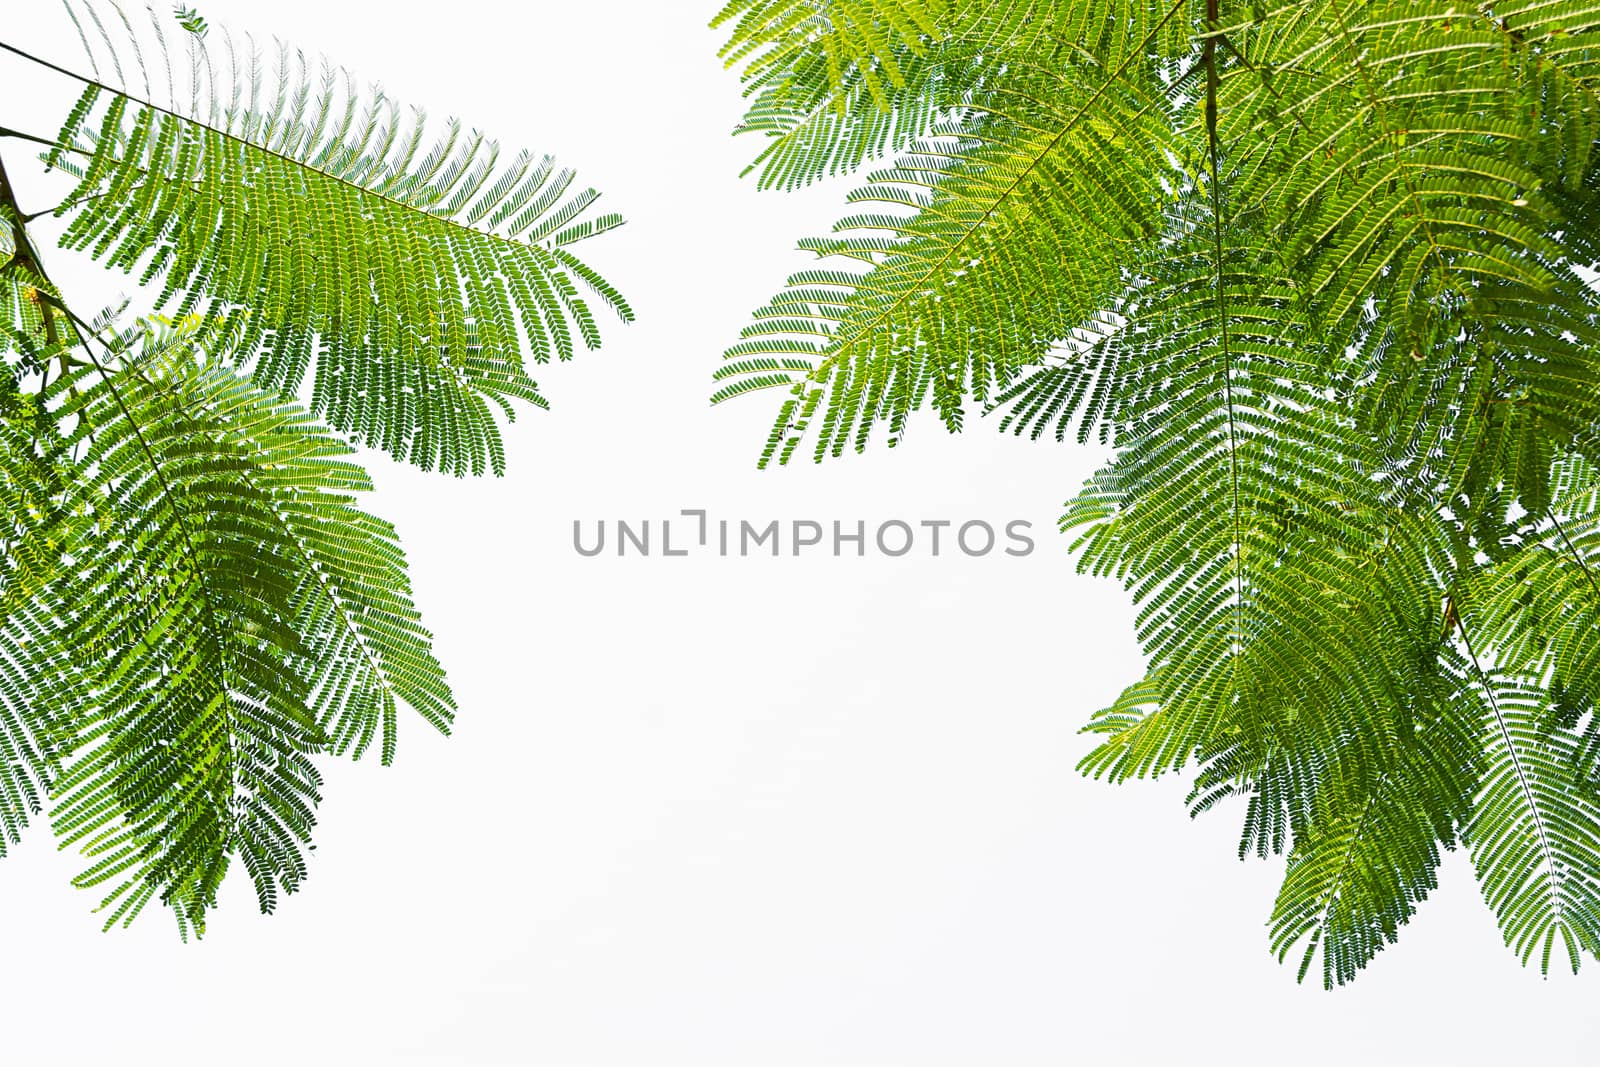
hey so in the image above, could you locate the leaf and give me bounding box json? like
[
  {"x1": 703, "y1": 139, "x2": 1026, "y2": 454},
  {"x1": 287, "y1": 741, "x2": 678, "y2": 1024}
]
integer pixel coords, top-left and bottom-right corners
[
  {"x1": 46, "y1": 320, "x2": 453, "y2": 934},
  {"x1": 50, "y1": 0, "x2": 633, "y2": 476}
]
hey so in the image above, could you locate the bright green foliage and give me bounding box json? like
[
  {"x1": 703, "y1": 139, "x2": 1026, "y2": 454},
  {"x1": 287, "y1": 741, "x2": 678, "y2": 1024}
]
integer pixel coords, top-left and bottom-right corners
[
  {"x1": 712, "y1": 0, "x2": 1600, "y2": 983},
  {"x1": 0, "y1": 369, "x2": 73, "y2": 860},
  {"x1": 48, "y1": 320, "x2": 460, "y2": 932},
  {"x1": 714, "y1": 0, "x2": 948, "y2": 109},
  {"x1": 44, "y1": 2, "x2": 631, "y2": 475},
  {"x1": 0, "y1": 2, "x2": 628, "y2": 934}
]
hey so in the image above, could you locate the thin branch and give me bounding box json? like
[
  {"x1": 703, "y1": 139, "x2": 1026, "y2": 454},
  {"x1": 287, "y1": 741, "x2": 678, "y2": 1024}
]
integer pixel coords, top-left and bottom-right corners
[
  {"x1": 1549, "y1": 507, "x2": 1600, "y2": 607},
  {"x1": 0, "y1": 38, "x2": 572, "y2": 253},
  {"x1": 1203, "y1": 0, "x2": 1246, "y2": 666},
  {"x1": 0, "y1": 147, "x2": 68, "y2": 369},
  {"x1": 0, "y1": 125, "x2": 83, "y2": 154},
  {"x1": 1453, "y1": 601, "x2": 1567, "y2": 933}
]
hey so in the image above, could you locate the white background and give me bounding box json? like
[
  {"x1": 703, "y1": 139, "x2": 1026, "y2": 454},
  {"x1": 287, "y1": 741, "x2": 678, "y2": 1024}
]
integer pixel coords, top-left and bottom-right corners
[{"x1": 1, "y1": 2, "x2": 1597, "y2": 1064}]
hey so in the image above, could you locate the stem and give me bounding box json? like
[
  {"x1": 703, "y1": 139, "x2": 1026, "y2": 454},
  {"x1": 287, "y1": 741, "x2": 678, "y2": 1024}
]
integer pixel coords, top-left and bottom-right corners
[
  {"x1": 1549, "y1": 507, "x2": 1600, "y2": 607},
  {"x1": 0, "y1": 125, "x2": 81, "y2": 154},
  {"x1": 1204, "y1": 0, "x2": 1245, "y2": 662},
  {"x1": 1453, "y1": 600, "x2": 1566, "y2": 933},
  {"x1": 0, "y1": 38, "x2": 573, "y2": 254},
  {"x1": 1, "y1": 52, "x2": 245, "y2": 834}
]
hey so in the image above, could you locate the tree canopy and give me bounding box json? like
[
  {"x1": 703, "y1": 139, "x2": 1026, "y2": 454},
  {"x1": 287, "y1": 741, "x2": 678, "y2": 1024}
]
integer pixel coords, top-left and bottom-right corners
[{"x1": 711, "y1": 0, "x2": 1600, "y2": 985}]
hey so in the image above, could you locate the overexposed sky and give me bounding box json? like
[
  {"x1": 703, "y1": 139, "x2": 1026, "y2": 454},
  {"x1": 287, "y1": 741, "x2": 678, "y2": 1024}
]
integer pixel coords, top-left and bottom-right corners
[{"x1": 1, "y1": 2, "x2": 1597, "y2": 1064}]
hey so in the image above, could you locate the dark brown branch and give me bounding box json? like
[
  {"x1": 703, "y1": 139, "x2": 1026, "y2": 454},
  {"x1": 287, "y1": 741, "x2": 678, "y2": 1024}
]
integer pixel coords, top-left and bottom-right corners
[{"x1": 0, "y1": 148, "x2": 67, "y2": 369}]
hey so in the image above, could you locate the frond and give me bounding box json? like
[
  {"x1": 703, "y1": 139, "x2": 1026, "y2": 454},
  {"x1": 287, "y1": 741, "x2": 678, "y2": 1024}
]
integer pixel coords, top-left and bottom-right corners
[
  {"x1": 0, "y1": 378, "x2": 75, "y2": 858},
  {"x1": 1229, "y1": 0, "x2": 1599, "y2": 344},
  {"x1": 1465, "y1": 672, "x2": 1600, "y2": 972},
  {"x1": 43, "y1": 0, "x2": 632, "y2": 476},
  {"x1": 987, "y1": 308, "x2": 1129, "y2": 446},
  {"x1": 46, "y1": 318, "x2": 452, "y2": 934},
  {"x1": 715, "y1": 5, "x2": 1179, "y2": 465},
  {"x1": 1268, "y1": 661, "x2": 1479, "y2": 988},
  {"x1": 1473, "y1": 457, "x2": 1600, "y2": 759},
  {"x1": 1064, "y1": 217, "x2": 1457, "y2": 858},
  {"x1": 0, "y1": 596, "x2": 68, "y2": 858},
  {"x1": 713, "y1": 0, "x2": 950, "y2": 107},
  {"x1": 733, "y1": 36, "x2": 986, "y2": 191}
]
